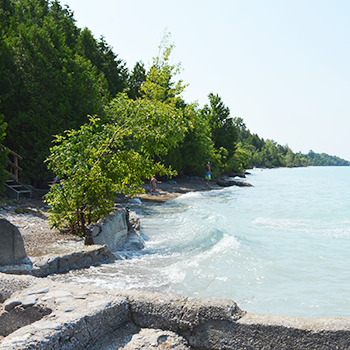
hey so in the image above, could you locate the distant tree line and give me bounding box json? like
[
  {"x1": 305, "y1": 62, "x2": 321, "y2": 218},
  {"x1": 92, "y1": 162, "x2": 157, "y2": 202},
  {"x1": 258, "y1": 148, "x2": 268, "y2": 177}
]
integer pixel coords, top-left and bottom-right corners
[
  {"x1": 298, "y1": 151, "x2": 350, "y2": 167},
  {"x1": 0, "y1": 0, "x2": 348, "y2": 194},
  {"x1": 232, "y1": 118, "x2": 349, "y2": 168}
]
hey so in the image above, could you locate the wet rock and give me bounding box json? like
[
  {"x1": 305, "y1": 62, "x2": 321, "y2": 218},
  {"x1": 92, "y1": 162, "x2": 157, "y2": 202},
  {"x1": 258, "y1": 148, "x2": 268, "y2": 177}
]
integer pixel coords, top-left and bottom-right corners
[
  {"x1": 216, "y1": 179, "x2": 253, "y2": 187},
  {"x1": 90, "y1": 209, "x2": 129, "y2": 250}
]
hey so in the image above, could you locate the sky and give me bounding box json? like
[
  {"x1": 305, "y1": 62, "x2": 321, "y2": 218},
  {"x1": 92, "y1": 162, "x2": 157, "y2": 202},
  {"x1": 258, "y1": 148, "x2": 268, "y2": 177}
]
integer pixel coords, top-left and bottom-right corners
[{"x1": 63, "y1": 0, "x2": 350, "y2": 161}]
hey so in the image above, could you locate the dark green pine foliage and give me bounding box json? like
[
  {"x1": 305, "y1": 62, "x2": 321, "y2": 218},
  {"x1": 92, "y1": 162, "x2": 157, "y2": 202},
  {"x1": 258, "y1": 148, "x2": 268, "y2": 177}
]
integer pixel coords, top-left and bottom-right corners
[
  {"x1": 127, "y1": 61, "x2": 147, "y2": 100},
  {"x1": 0, "y1": 0, "x2": 128, "y2": 187},
  {"x1": 202, "y1": 93, "x2": 237, "y2": 159},
  {"x1": 77, "y1": 28, "x2": 128, "y2": 98}
]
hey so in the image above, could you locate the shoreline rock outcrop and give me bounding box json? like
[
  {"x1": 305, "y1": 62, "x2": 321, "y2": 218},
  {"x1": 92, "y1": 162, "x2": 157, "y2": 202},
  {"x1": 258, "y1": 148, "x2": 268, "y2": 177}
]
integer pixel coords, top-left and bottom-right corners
[
  {"x1": 216, "y1": 178, "x2": 253, "y2": 187},
  {"x1": 0, "y1": 208, "x2": 144, "y2": 278},
  {"x1": 1, "y1": 278, "x2": 350, "y2": 349},
  {"x1": 1, "y1": 194, "x2": 350, "y2": 348}
]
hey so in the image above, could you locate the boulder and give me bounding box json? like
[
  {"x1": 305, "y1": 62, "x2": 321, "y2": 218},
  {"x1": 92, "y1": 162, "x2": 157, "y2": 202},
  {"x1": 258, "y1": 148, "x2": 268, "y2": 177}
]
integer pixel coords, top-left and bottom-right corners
[
  {"x1": 228, "y1": 173, "x2": 246, "y2": 178},
  {"x1": 90, "y1": 209, "x2": 129, "y2": 251},
  {"x1": 0, "y1": 218, "x2": 28, "y2": 266},
  {"x1": 216, "y1": 179, "x2": 253, "y2": 187}
]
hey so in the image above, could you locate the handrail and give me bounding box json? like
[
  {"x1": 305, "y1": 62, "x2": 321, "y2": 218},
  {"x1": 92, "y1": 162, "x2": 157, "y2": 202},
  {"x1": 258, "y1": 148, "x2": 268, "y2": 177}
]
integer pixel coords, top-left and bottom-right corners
[{"x1": 1, "y1": 145, "x2": 23, "y2": 181}]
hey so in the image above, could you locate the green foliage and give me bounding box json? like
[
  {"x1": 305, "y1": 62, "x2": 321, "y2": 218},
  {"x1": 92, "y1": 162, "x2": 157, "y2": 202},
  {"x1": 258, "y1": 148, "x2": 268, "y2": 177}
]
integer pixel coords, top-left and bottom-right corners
[
  {"x1": 2, "y1": 0, "x2": 346, "y2": 201},
  {"x1": 299, "y1": 151, "x2": 350, "y2": 166},
  {"x1": 127, "y1": 61, "x2": 147, "y2": 100},
  {"x1": 45, "y1": 35, "x2": 190, "y2": 236},
  {"x1": 199, "y1": 93, "x2": 239, "y2": 173},
  {"x1": 45, "y1": 90, "x2": 188, "y2": 236},
  {"x1": 232, "y1": 118, "x2": 347, "y2": 169},
  {"x1": 202, "y1": 93, "x2": 237, "y2": 158},
  {"x1": 0, "y1": 0, "x2": 126, "y2": 187},
  {"x1": 77, "y1": 29, "x2": 128, "y2": 98},
  {"x1": 141, "y1": 33, "x2": 187, "y2": 107},
  {"x1": 228, "y1": 142, "x2": 250, "y2": 173},
  {"x1": 163, "y1": 104, "x2": 221, "y2": 177}
]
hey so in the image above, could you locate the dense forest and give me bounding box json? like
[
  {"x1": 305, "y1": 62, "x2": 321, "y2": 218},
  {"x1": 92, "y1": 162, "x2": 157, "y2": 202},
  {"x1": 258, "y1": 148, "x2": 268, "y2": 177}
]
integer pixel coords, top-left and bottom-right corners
[{"x1": 1, "y1": 0, "x2": 349, "y2": 192}]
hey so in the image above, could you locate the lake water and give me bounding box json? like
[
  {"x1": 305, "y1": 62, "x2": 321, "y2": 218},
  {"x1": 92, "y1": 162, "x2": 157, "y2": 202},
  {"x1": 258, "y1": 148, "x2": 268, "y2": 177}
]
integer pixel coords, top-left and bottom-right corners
[{"x1": 51, "y1": 167, "x2": 350, "y2": 318}]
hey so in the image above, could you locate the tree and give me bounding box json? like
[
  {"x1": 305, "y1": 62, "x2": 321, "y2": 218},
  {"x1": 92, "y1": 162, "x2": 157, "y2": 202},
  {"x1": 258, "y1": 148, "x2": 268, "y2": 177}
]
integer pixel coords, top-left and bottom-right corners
[
  {"x1": 201, "y1": 93, "x2": 238, "y2": 172},
  {"x1": 163, "y1": 104, "x2": 222, "y2": 176},
  {"x1": 229, "y1": 142, "x2": 250, "y2": 173},
  {"x1": 141, "y1": 33, "x2": 187, "y2": 107},
  {"x1": 0, "y1": 0, "x2": 127, "y2": 187},
  {"x1": 45, "y1": 35, "x2": 190, "y2": 238},
  {"x1": 127, "y1": 61, "x2": 147, "y2": 100},
  {"x1": 45, "y1": 92, "x2": 187, "y2": 239},
  {"x1": 77, "y1": 29, "x2": 128, "y2": 98},
  {"x1": 202, "y1": 93, "x2": 237, "y2": 157}
]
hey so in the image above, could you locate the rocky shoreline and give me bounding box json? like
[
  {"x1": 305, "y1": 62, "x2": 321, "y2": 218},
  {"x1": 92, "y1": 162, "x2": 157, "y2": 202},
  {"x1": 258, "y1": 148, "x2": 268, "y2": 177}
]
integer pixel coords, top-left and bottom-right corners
[
  {"x1": 2, "y1": 276, "x2": 350, "y2": 349},
  {"x1": 1, "y1": 177, "x2": 350, "y2": 349}
]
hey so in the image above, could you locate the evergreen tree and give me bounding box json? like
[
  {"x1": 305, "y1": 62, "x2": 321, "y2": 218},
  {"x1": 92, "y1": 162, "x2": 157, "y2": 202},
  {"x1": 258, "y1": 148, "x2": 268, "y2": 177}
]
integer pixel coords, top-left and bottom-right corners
[
  {"x1": 202, "y1": 93, "x2": 237, "y2": 159},
  {"x1": 0, "y1": 0, "x2": 127, "y2": 187},
  {"x1": 127, "y1": 61, "x2": 147, "y2": 100}
]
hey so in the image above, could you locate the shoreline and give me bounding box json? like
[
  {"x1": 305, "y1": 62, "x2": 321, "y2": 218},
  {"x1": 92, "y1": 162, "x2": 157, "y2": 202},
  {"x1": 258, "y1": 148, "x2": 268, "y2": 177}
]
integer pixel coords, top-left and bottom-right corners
[
  {"x1": 0, "y1": 177, "x2": 220, "y2": 257},
  {"x1": 136, "y1": 176, "x2": 222, "y2": 203},
  {"x1": 2, "y1": 176, "x2": 350, "y2": 348}
]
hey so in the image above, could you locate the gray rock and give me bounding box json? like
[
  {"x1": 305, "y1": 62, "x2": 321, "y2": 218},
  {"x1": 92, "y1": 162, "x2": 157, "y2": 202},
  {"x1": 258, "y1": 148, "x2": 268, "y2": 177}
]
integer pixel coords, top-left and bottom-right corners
[
  {"x1": 33, "y1": 320, "x2": 63, "y2": 331},
  {"x1": 167, "y1": 180, "x2": 178, "y2": 185},
  {"x1": 0, "y1": 218, "x2": 28, "y2": 266},
  {"x1": 216, "y1": 178, "x2": 253, "y2": 187},
  {"x1": 90, "y1": 225, "x2": 100, "y2": 237},
  {"x1": 91, "y1": 209, "x2": 129, "y2": 250},
  {"x1": 4, "y1": 299, "x2": 22, "y2": 311},
  {"x1": 23, "y1": 287, "x2": 49, "y2": 296},
  {"x1": 2, "y1": 280, "x2": 350, "y2": 349},
  {"x1": 121, "y1": 328, "x2": 190, "y2": 349},
  {"x1": 21, "y1": 295, "x2": 38, "y2": 308},
  {"x1": 0, "y1": 273, "x2": 35, "y2": 303},
  {"x1": 0, "y1": 304, "x2": 52, "y2": 338}
]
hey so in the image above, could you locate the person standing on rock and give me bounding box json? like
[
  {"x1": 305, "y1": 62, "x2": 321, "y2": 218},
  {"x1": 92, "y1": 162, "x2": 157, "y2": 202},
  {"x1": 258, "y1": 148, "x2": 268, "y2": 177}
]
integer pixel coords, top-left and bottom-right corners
[
  {"x1": 150, "y1": 175, "x2": 161, "y2": 194},
  {"x1": 205, "y1": 161, "x2": 211, "y2": 186}
]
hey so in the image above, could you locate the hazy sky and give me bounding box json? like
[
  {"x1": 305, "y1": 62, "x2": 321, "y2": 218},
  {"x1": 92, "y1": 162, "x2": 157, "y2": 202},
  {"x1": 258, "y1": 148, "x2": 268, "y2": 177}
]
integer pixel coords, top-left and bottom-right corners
[{"x1": 63, "y1": 0, "x2": 350, "y2": 160}]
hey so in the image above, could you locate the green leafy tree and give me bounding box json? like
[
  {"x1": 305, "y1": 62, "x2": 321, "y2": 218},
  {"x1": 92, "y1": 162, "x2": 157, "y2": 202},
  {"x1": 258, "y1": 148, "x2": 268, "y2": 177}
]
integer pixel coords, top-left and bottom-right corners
[
  {"x1": 141, "y1": 33, "x2": 187, "y2": 107},
  {"x1": 45, "y1": 35, "x2": 189, "y2": 238},
  {"x1": 299, "y1": 151, "x2": 350, "y2": 166},
  {"x1": 229, "y1": 142, "x2": 250, "y2": 173},
  {"x1": 164, "y1": 104, "x2": 221, "y2": 176},
  {"x1": 45, "y1": 92, "x2": 187, "y2": 239}
]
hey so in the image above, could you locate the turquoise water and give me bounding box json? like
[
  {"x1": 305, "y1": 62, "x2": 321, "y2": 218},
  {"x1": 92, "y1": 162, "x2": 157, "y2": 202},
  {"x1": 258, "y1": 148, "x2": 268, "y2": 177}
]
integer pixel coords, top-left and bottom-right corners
[{"x1": 53, "y1": 167, "x2": 350, "y2": 318}]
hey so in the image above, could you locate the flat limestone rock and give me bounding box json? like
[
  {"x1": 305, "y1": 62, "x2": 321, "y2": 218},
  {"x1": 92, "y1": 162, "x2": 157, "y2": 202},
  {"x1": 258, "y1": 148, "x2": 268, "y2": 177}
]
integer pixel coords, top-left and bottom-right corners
[{"x1": 86, "y1": 324, "x2": 191, "y2": 350}]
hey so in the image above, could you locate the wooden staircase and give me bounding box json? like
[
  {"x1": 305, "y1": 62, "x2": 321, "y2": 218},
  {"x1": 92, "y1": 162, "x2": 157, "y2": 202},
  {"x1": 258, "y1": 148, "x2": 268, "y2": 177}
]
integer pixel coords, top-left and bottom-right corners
[
  {"x1": 1, "y1": 145, "x2": 32, "y2": 200},
  {"x1": 4, "y1": 175, "x2": 32, "y2": 200}
]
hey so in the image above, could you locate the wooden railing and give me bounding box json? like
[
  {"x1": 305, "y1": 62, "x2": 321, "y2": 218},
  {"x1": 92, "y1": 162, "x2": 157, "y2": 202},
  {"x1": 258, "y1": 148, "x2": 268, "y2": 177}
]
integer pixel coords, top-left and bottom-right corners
[{"x1": 1, "y1": 145, "x2": 23, "y2": 182}]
